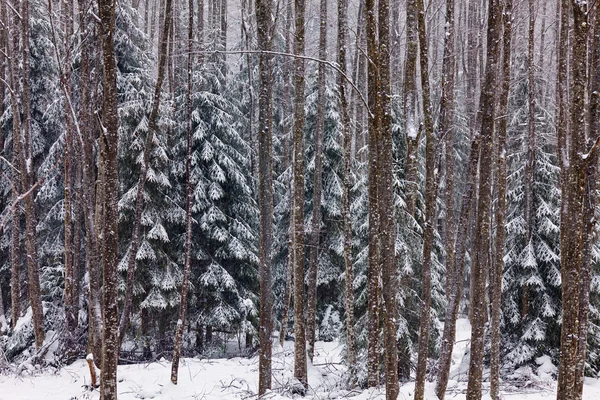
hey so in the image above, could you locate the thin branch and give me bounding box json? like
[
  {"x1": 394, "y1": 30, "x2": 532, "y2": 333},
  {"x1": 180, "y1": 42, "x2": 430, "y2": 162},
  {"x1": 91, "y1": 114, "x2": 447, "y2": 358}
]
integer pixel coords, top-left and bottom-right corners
[
  {"x1": 0, "y1": 76, "x2": 15, "y2": 97},
  {"x1": 46, "y1": 0, "x2": 85, "y2": 149},
  {"x1": 4, "y1": 0, "x2": 21, "y2": 20},
  {"x1": 0, "y1": 156, "x2": 20, "y2": 174},
  {"x1": 181, "y1": 49, "x2": 372, "y2": 117},
  {"x1": 583, "y1": 135, "x2": 600, "y2": 162},
  {"x1": 0, "y1": 155, "x2": 62, "y2": 232}
]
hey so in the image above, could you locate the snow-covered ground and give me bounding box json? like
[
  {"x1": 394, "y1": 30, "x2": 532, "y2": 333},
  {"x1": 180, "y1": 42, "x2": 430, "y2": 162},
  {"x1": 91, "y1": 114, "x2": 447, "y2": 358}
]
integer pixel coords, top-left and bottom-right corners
[{"x1": 1, "y1": 319, "x2": 600, "y2": 399}]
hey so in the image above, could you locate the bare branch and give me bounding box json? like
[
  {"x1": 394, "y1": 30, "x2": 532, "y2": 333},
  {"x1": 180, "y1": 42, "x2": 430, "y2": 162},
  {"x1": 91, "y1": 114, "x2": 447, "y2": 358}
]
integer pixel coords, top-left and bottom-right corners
[{"x1": 181, "y1": 49, "x2": 372, "y2": 117}]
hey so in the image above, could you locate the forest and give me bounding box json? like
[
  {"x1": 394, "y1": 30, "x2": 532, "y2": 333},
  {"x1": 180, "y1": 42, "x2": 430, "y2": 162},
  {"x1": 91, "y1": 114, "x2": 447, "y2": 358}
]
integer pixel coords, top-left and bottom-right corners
[{"x1": 0, "y1": 0, "x2": 599, "y2": 399}]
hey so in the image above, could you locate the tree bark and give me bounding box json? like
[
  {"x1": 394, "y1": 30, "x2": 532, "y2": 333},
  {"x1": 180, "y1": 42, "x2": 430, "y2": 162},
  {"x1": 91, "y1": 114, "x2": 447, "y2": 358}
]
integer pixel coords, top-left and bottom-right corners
[
  {"x1": 256, "y1": 0, "x2": 275, "y2": 393},
  {"x1": 490, "y1": 1, "x2": 513, "y2": 398},
  {"x1": 522, "y1": 0, "x2": 536, "y2": 319},
  {"x1": 279, "y1": 237, "x2": 293, "y2": 347},
  {"x1": 63, "y1": 0, "x2": 78, "y2": 336},
  {"x1": 306, "y1": 0, "x2": 327, "y2": 363},
  {"x1": 78, "y1": 0, "x2": 102, "y2": 364},
  {"x1": 338, "y1": 0, "x2": 357, "y2": 377},
  {"x1": 376, "y1": 0, "x2": 398, "y2": 397},
  {"x1": 441, "y1": 0, "x2": 456, "y2": 299},
  {"x1": 0, "y1": 0, "x2": 6, "y2": 332},
  {"x1": 365, "y1": 0, "x2": 380, "y2": 387},
  {"x1": 171, "y1": 0, "x2": 195, "y2": 384},
  {"x1": 413, "y1": 0, "x2": 438, "y2": 396},
  {"x1": 278, "y1": 0, "x2": 294, "y2": 349},
  {"x1": 20, "y1": 0, "x2": 46, "y2": 350},
  {"x1": 98, "y1": 0, "x2": 120, "y2": 397},
  {"x1": 556, "y1": 2, "x2": 593, "y2": 400},
  {"x1": 574, "y1": 6, "x2": 600, "y2": 396},
  {"x1": 404, "y1": 0, "x2": 420, "y2": 218},
  {"x1": 292, "y1": 0, "x2": 308, "y2": 387},
  {"x1": 6, "y1": 0, "x2": 21, "y2": 330},
  {"x1": 351, "y1": 0, "x2": 366, "y2": 163},
  {"x1": 465, "y1": 1, "x2": 502, "y2": 399}
]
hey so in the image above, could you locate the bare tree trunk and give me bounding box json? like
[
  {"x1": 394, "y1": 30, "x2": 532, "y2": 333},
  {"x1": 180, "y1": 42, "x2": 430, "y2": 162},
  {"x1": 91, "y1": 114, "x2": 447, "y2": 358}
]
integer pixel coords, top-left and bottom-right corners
[
  {"x1": 538, "y1": 1, "x2": 548, "y2": 104},
  {"x1": 351, "y1": 0, "x2": 366, "y2": 163},
  {"x1": 466, "y1": 1, "x2": 502, "y2": 399},
  {"x1": 556, "y1": 2, "x2": 594, "y2": 400},
  {"x1": 441, "y1": 0, "x2": 456, "y2": 298},
  {"x1": 365, "y1": 0, "x2": 380, "y2": 386},
  {"x1": 292, "y1": 0, "x2": 308, "y2": 387},
  {"x1": 522, "y1": 0, "x2": 536, "y2": 319},
  {"x1": 490, "y1": 1, "x2": 513, "y2": 399},
  {"x1": 338, "y1": 0, "x2": 357, "y2": 376},
  {"x1": 197, "y1": 0, "x2": 205, "y2": 57},
  {"x1": 279, "y1": 238, "x2": 293, "y2": 346},
  {"x1": 0, "y1": 0, "x2": 7, "y2": 332},
  {"x1": 98, "y1": 0, "x2": 120, "y2": 397},
  {"x1": 306, "y1": 0, "x2": 327, "y2": 363},
  {"x1": 376, "y1": 0, "x2": 398, "y2": 397},
  {"x1": 78, "y1": 0, "x2": 102, "y2": 364},
  {"x1": 119, "y1": 0, "x2": 174, "y2": 347},
  {"x1": 6, "y1": 0, "x2": 21, "y2": 329},
  {"x1": 414, "y1": 0, "x2": 438, "y2": 395},
  {"x1": 466, "y1": 0, "x2": 480, "y2": 324},
  {"x1": 150, "y1": 0, "x2": 158, "y2": 46},
  {"x1": 256, "y1": 0, "x2": 275, "y2": 393},
  {"x1": 574, "y1": 6, "x2": 600, "y2": 396},
  {"x1": 404, "y1": 0, "x2": 420, "y2": 218},
  {"x1": 171, "y1": 0, "x2": 195, "y2": 383},
  {"x1": 10, "y1": 196, "x2": 20, "y2": 331},
  {"x1": 0, "y1": 282, "x2": 5, "y2": 330},
  {"x1": 63, "y1": 0, "x2": 77, "y2": 337},
  {"x1": 20, "y1": 0, "x2": 45, "y2": 349},
  {"x1": 219, "y1": 0, "x2": 226, "y2": 73},
  {"x1": 435, "y1": 125, "x2": 482, "y2": 400},
  {"x1": 278, "y1": 1, "x2": 294, "y2": 345}
]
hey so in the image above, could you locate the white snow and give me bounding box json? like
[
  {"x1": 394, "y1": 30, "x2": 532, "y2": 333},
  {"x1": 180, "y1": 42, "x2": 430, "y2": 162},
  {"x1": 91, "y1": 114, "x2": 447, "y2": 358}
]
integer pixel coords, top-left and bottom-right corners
[{"x1": 1, "y1": 320, "x2": 600, "y2": 399}]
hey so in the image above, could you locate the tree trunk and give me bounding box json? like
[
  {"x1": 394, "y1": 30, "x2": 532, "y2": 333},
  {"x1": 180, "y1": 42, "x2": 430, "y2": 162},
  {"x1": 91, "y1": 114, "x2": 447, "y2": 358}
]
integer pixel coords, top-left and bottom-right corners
[
  {"x1": 556, "y1": 2, "x2": 593, "y2": 400},
  {"x1": 465, "y1": 1, "x2": 502, "y2": 399},
  {"x1": 20, "y1": 0, "x2": 45, "y2": 350},
  {"x1": 256, "y1": 0, "x2": 275, "y2": 393},
  {"x1": 119, "y1": 0, "x2": 174, "y2": 347},
  {"x1": 63, "y1": 0, "x2": 77, "y2": 337},
  {"x1": 435, "y1": 128, "x2": 482, "y2": 400},
  {"x1": 171, "y1": 0, "x2": 195, "y2": 384},
  {"x1": 278, "y1": 0, "x2": 294, "y2": 349},
  {"x1": 574, "y1": 6, "x2": 600, "y2": 396},
  {"x1": 404, "y1": 0, "x2": 420, "y2": 218},
  {"x1": 98, "y1": 0, "x2": 120, "y2": 397},
  {"x1": 279, "y1": 236, "x2": 293, "y2": 346},
  {"x1": 441, "y1": 0, "x2": 456, "y2": 298},
  {"x1": 6, "y1": 0, "x2": 21, "y2": 329},
  {"x1": 522, "y1": 0, "x2": 536, "y2": 320},
  {"x1": 292, "y1": 0, "x2": 308, "y2": 387},
  {"x1": 413, "y1": 0, "x2": 438, "y2": 396},
  {"x1": 351, "y1": 0, "x2": 366, "y2": 163},
  {"x1": 376, "y1": 0, "x2": 398, "y2": 398},
  {"x1": 338, "y1": 0, "x2": 357, "y2": 377},
  {"x1": 78, "y1": 0, "x2": 102, "y2": 364},
  {"x1": 365, "y1": 0, "x2": 380, "y2": 386},
  {"x1": 0, "y1": 0, "x2": 7, "y2": 332},
  {"x1": 490, "y1": 1, "x2": 513, "y2": 398},
  {"x1": 306, "y1": 0, "x2": 327, "y2": 363}
]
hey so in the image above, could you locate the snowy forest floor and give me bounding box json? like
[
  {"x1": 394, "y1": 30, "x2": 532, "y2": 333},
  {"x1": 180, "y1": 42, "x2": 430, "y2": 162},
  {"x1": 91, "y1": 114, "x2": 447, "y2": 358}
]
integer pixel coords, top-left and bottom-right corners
[{"x1": 1, "y1": 319, "x2": 600, "y2": 399}]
